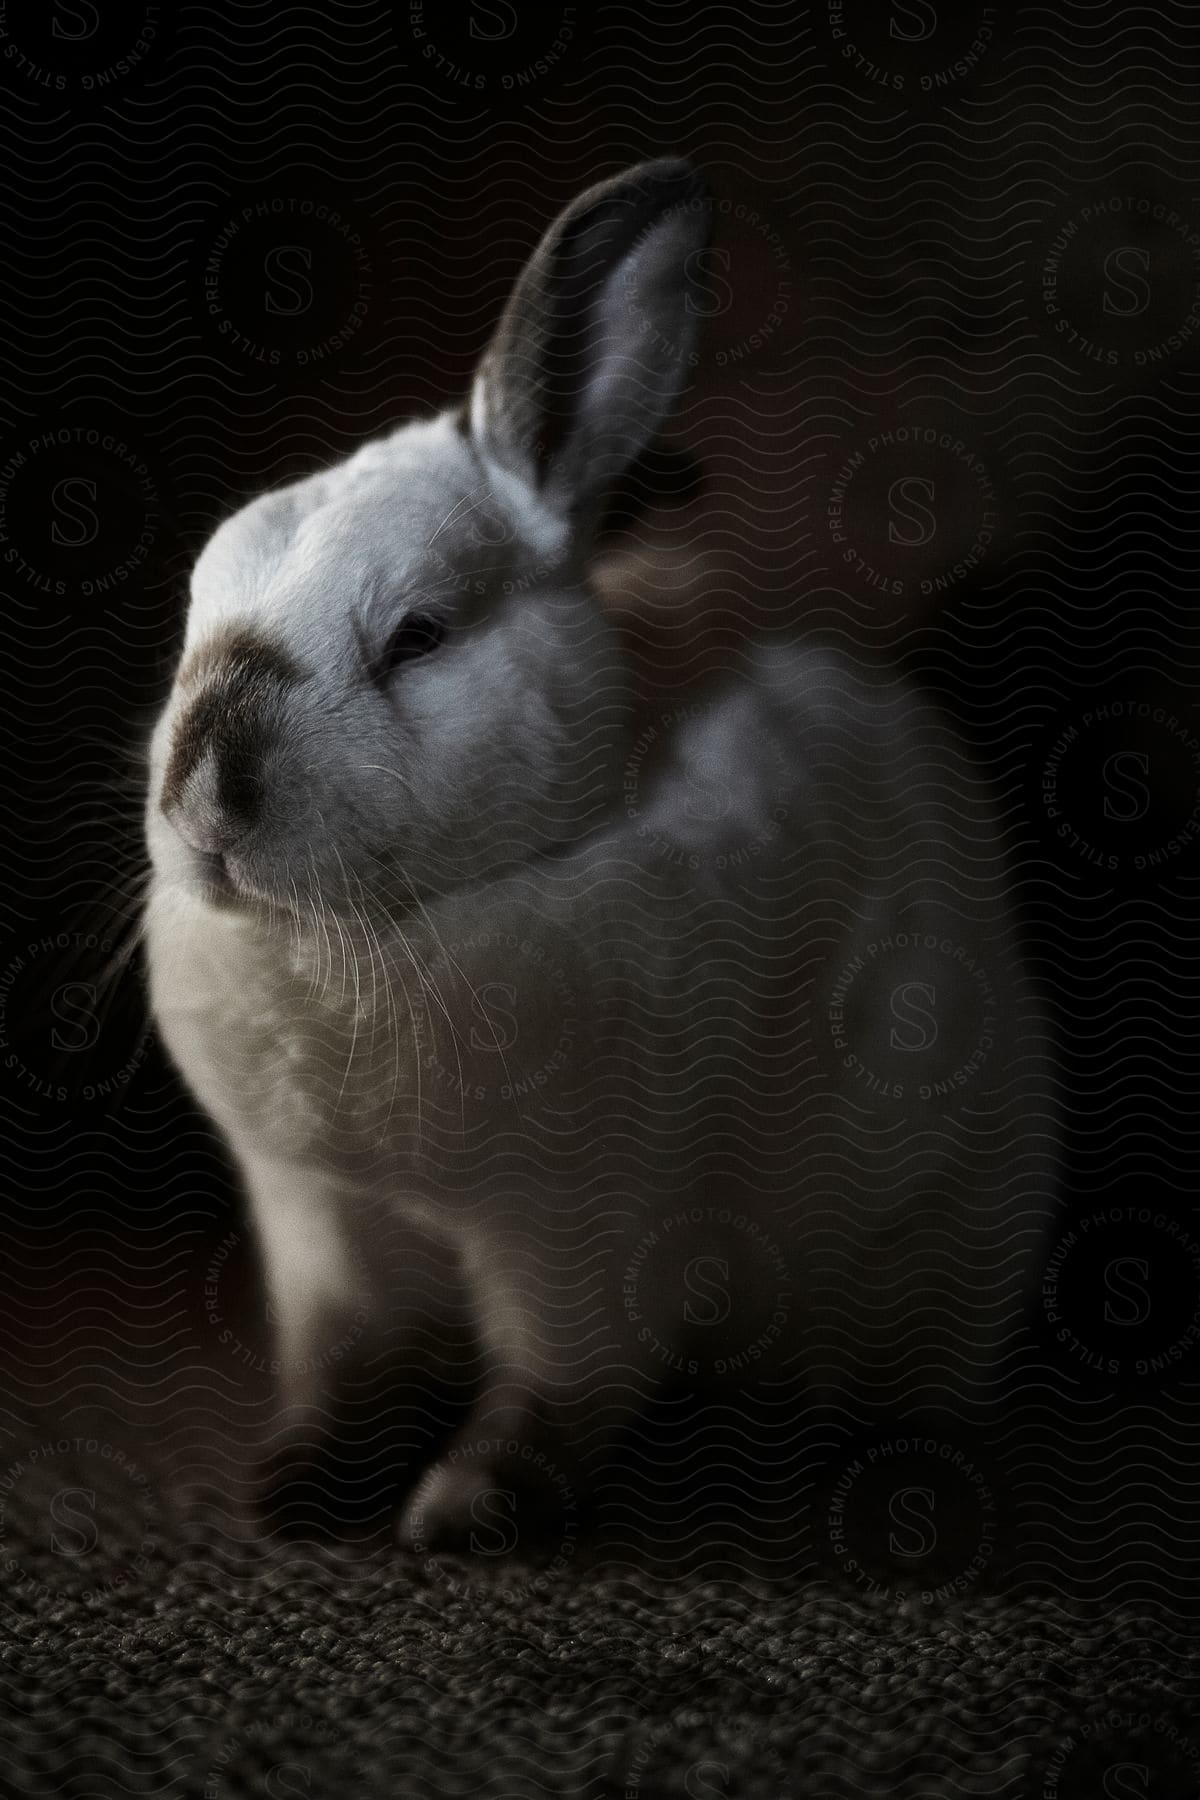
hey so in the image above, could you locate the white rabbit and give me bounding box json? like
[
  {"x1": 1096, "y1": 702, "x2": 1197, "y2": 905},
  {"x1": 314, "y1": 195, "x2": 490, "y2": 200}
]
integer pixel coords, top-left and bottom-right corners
[{"x1": 145, "y1": 161, "x2": 1057, "y2": 1542}]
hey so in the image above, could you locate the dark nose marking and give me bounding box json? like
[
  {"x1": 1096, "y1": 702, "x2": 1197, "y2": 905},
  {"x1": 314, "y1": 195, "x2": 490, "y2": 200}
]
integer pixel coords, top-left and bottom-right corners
[{"x1": 162, "y1": 628, "x2": 303, "y2": 823}]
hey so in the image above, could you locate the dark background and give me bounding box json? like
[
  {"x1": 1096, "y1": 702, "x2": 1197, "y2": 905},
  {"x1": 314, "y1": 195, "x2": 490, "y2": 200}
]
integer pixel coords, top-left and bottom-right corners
[{"x1": 1, "y1": 0, "x2": 1199, "y2": 1609}]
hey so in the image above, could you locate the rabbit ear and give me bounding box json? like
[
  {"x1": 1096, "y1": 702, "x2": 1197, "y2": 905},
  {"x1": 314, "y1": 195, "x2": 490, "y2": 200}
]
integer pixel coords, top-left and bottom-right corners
[{"x1": 469, "y1": 158, "x2": 711, "y2": 540}]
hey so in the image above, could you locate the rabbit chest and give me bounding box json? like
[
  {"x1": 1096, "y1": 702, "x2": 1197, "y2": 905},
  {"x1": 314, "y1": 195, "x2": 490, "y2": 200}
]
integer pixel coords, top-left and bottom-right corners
[{"x1": 144, "y1": 878, "x2": 641, "y2": 1190}]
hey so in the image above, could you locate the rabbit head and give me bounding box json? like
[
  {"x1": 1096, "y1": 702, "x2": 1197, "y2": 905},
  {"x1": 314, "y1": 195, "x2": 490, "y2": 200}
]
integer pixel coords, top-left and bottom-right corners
[{"x1": 147, "y1": 159, "x2": 711, "y2": 914}]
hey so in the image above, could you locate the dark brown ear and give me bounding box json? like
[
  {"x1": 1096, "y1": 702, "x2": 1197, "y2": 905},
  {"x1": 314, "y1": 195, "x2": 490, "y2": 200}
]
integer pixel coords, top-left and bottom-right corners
[{"x1": 469, "y1": 158, "x2": 712, "y2": 538}]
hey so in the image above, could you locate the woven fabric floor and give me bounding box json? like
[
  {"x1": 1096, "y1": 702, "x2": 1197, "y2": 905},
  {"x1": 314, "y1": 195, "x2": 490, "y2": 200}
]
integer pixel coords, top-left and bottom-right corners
[{"x1": 1, "y1": 1398, "x2": 1197, "y2": 1800}]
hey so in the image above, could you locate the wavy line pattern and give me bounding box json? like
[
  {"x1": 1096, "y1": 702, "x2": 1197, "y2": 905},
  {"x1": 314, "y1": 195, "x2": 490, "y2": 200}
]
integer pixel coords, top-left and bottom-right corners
[{"x1": 1, "y1": 1, "x2": 1198, "y2": 1795}]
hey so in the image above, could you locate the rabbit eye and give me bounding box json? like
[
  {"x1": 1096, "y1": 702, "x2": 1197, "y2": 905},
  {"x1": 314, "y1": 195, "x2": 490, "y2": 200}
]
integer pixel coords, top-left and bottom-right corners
[{"x1": 382, "y1": 613, "x2": 445, "y2": 676}]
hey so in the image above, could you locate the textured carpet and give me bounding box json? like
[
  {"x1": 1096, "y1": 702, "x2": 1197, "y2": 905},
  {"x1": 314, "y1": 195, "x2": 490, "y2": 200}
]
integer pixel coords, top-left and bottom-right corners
[{"x1": 2, "y1": 1409, "x2": 1197, "y2": 1800}]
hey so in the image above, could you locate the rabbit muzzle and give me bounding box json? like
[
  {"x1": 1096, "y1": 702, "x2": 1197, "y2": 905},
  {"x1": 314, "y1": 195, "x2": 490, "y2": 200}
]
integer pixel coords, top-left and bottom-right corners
[{"x1": 160, "y1": 628, "x2": 301, "y2": 876}]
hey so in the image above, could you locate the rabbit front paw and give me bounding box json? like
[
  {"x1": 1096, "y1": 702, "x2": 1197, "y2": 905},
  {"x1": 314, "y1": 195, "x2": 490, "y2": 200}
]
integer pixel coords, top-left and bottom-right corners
[{"x1": 399, "y1": 1417, "x2": 584, "y2": 1558}]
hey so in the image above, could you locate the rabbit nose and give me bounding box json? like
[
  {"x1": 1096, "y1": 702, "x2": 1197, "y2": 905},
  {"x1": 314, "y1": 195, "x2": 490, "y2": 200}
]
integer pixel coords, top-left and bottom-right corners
[
  {"x1": 161, "y1": 689, "x2": 274, "y2": 855},
  {"x1": 162, "y1": 743, "x2": 257, "y2": 855},
  {"x1": 161, "y1": 628, "x2": 297, "y2": 857}
]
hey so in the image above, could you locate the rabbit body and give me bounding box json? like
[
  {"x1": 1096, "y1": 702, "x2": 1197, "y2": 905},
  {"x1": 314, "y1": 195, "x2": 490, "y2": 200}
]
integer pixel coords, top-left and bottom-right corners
[{"x1": 145, "y1": 163, "x2": 1055, "y2": 1534}]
